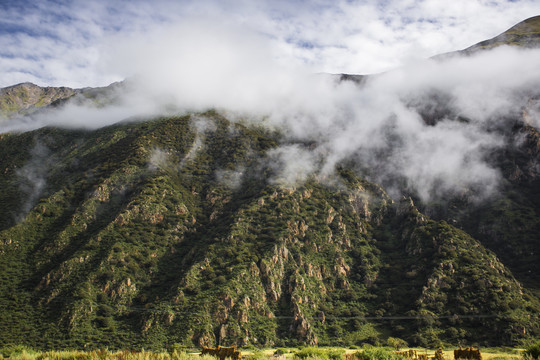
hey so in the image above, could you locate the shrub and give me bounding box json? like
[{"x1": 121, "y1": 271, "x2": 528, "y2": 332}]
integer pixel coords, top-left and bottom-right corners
[
  {"x1": 168, "y1": 343, "x2": 187, "y2": 355},
  {"x1": 355, "y1": 346, "x2": 403, "y2": 360},
  {"x1": 0, "y1": 345, "x2": 36, "y2": 358},
  {"x1": 98, "y1": 304, "x2": 115, "y2": 317},
  {"x1": 524, "y1": 340, "x2": 540, "y2": 360},
  {"x1": 294, "y1": 347, "x2": 345, "y2": 360},
  {"x1": 274, "y1": 349, "x2": 288, "y2": 355},
  {"x1": 294, "y1": 347, "x2": 326, "y2": 359},
  {"x1": 386, "y1": 338, "x2": 408, "y2": 351},
  {"x1": 95, "y1": 316, "x2": 114, "y2": 329},
  {"x1": 172, "y1": 351, "x2": 199, "y2": 360},
  {"x1": 327, "y1": 349, "x2": 345, "y2": 360},
  {"x1": 247, "y1": 351, "x2": 267, "y2": 360}
]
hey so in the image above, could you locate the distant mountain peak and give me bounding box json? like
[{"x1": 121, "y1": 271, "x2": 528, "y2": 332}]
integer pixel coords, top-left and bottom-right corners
[
  {"x1": 6, "y1": 82, "x2": 39, "y2": 88},
  {"x1": 0, "y1": 81, "x2": 125, "y2": 120},
  {"x1": 0, "y1": 83, "x2": 77, "y2": 119},
  {"x1": 505, "y1": 15, "x2": 540, "y2": 35},
  {"x1": 463, "y1": 15, "x2": 540, "y2": 52}
]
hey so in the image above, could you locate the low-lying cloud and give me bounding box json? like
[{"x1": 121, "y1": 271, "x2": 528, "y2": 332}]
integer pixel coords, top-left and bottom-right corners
[
  {"x1": 16, "y1": 141, "x2": 52, "y2": 219},
  {"x1": 3, "y1": 20, "x2": 540, "y2": 203}
]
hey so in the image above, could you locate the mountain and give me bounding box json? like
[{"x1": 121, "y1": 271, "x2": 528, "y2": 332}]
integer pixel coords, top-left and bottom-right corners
[
  {"x1": 463, "y1": 15, "x2": 540, "y2": 52},
  {"x1": 1, "y1": 17, "x2": 540, "y2": 350},
  {"x1": 431, "y1": 15, "x2": 540, "y2": 61},
  {"x1": 0, "y1": 114, "x2": 538, "y2": 350},
  {"x1": 0, "y1": 81, "x2": 125, "y2": 121},
  {"x1": 410, "y1": 16, "x2": 540, "y2": 293},
  {"x1": 0, "y1": 83, "x2": 77, "y2": 119}
]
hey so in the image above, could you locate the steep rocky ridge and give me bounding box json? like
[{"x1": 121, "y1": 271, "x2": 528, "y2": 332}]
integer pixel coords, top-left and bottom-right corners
[{"x1": 0, "y1": 114, "x2": 538, "y2": 350}]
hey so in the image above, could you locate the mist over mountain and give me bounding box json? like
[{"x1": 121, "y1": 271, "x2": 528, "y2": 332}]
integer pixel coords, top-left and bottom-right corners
[{"x1": 0, "y1": 16, "x2": 540, "y2": 350}]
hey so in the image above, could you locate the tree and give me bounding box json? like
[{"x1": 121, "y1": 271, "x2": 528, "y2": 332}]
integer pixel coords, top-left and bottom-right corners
[{"x1": 387, "y1": 337, "x2": 408, "y2": 351}]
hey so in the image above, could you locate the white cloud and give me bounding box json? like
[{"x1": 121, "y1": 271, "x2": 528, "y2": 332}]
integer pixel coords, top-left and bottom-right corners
[
  {"x1": 2, "y1": 1, "x2": 540, "y2": 203},
  {"x1": 20, "y1": 31, "x2": 534, "y2": 202},
  {"x1": 267, "y1": 145, "x2": 322, "y2": 187},
  {"x1": 2, "y1": 0, "x2": 540, "y2": 87}
]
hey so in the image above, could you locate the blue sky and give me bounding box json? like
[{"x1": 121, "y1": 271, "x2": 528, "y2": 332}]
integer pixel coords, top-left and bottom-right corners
[{"x1": 1, "y1": 0, "x2": 540, "y2": 88}]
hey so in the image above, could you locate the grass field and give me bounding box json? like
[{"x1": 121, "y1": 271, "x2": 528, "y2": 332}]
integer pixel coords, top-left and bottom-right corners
[{"x1": 0, "y1": 346, "x2": 529, "y2": 360}]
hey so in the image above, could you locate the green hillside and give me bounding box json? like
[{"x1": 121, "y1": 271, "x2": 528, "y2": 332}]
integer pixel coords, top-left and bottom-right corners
[{"x1": 0, "y1": 113, "x2": 538, "y2": 350}]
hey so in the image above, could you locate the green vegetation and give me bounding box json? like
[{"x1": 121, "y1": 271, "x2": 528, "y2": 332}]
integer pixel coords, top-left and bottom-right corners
[
  {"x1": 294, "y1": 347, "x2": 344, "y2": 360},
  {"x1": 386, "y1": 339, "x2": 407, "y2": 351},
  {"x1": 0, "y1": 89, "x2": 539, "y2": 349},
  {"x1": 0, "y1": 346, "x2": 531, "y2": 360},
  {"x1": 524, "y1": 340, "x2": 540, "y2": 360},
  {"x1": 0, "y1": 113, "x2": 538, "y2": 349},
  {"x1": 351, "y1": 346, "x2": 403, "y2": 360},
  {"x1": 0, "y1": 349, "x2": 217, "y2": 360},
  {"x1": 0, "y1": 345, "x2": 37, "y2": 358}
]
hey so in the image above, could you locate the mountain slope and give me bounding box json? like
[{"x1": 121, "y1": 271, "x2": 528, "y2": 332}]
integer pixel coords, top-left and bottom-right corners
[
  {"x1": 464, "y1": 15, "x2": 540, "y2": 52},
  {"x1": 0, "y1": 81, "x2": 125, "y2": 121},
  {"x1": 379, "y1": 15, "x2": 540, "y2": 297},
  {"x1": 0, "y1": 83, "x2": 77, "y2": 119},
  {"x1": 0, "y1": 113, "x2": 538, "y2": 350}
]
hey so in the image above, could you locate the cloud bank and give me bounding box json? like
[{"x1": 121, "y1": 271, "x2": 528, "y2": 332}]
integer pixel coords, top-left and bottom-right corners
[{"x1": 3, "y1": 16, "x2": 540, "y2": 203}]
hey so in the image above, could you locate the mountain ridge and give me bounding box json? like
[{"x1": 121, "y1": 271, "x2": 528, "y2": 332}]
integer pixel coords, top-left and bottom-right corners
[
  {"x1": 0, "y1": 17, "x2": 540, "y2": 350},
  {"x1": 464, "y1": 15, "x2": 540, "y2": 52},
  {"x1": 0, "y1": 82, "x2": 78, "y2": 119},
  {"x1": 430, "y1": 15, "x2": 540, "y2": 61}
]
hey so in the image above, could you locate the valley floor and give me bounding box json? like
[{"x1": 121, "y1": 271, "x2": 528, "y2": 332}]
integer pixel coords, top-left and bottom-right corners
[{"x1": 0, "y1": 347, "x2": 526, "y2": 360}]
